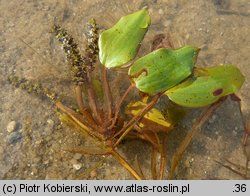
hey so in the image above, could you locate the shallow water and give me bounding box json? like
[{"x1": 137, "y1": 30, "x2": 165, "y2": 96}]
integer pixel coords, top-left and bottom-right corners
[{"x1": 0, "y1": 0, "x2": 250, "y2": 179}]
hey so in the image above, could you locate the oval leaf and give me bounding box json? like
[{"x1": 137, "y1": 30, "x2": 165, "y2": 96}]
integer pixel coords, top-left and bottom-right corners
[
  {"x1": 128, "y1": 46, "x2": 200, "y2": 94},
  {"x1": 165, "y1": 65, "x2": 245, "y2": 107},
  {"x1": 99, "y1": 9, "x2": 150, "y2": 68}
]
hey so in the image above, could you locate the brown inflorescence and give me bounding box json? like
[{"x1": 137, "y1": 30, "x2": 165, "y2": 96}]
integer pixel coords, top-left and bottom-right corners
[
  {"x1": 53, "y1": 19, "x2": 98, "y2": 85},
  {"x1": 8, "y1": 75, "x2": 57, "y2": 101},
  {"x1": 53, "y1": 24, "x2": 87, "y2": 85},
  {"x1": 84, "y1": 18, "x2": 99, "y2": 72}
]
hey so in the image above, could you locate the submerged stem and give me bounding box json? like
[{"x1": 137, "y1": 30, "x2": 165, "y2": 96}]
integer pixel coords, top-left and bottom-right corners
[
  {"x1": 110, "y1": 149, "x2": 144, "y2": 180},
  {"x1": 109, "y1": 84, "x2": 135, "y2": 129},
  {"x1": 55, "y1": 101, "x2": 104, "y2": 142},
  {"x1": 75, "y1": 157, "x2": 107, "y2": 180},
  {"x1": 102, "y1": 66, "x2": 113, "y2": 121},
  {"x1": 159, "y1": 135, "x2": 167, "y2": 180},
  {"x1": 75, "y1": 85, "x2": 96, "y2": 124},
  {"x1": 151, "y1": 147, "x2": 158, "y2": 180},
  {"x1": 86, "y1": 71, "x2": 102, "y2": 124},
  {"x1": 215, "y1": 160, "x2": 250, "y2": 179},
  {"x1": 114, "y1": 93, "x2": 163, "y2": 147},
  {"x1": 169, "y1": 97, "x2": 226, "y2": 179},
  {"x1": 75, "y1": 85, "x2": 85, "y2": 112}
]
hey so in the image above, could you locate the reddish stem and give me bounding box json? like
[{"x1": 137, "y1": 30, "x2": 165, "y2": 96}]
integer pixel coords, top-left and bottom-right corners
[
  {"x1": 109, "y1": 84, "x2": 135, "y2": 129},
  {"x1": 114, "y1": 93, "x2": 163, "y2": 146},
  {"x1": 102, "y1": 66, "x2": 113, "y2": 121},
  {"x1": 86, "y1": 71, "x2": 102, "y2": 124},
  {"x1": 159, "y1": 135, "x2": 167, "y2": 180},
  {"x1": 75, "y1": 85, "x2": 96, "y2": 125}
]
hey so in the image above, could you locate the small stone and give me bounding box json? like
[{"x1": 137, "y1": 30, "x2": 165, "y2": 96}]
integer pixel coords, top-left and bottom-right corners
[
  {"x1": 163, "y1": 20, "x2": 171, "y2": 27},
  {"x1": 33, "y1": 157, "x2": 41, "y2": 163},
  {"x1": 35, "y1": 140, "x2": 42, "y2": 145},
  {"x1": 31, "y1": 168, "x2": 38, "y2": 175},
  {"x1": 73, "y1": 163, "x2": 82, "y2": 170},
  {"x1": 185, "y1": 33, "x2": 190, "y2": 40},
  {"x1": 90, "y1": 170, "x2": 97, "y2": 178},
  {"x1": 232, "y1": 130, "x2": 237, "y2": 136},
  {"x1": 45, "y1": 135, "x2": 52, "y2": 142},
  {"x1": 188, "y1": 168, "x2": 193, "y2": 175},
  {"x1": 47, "y1": 119, "x2": 54, "y2": 128},
  {"x1": 43, "y1": 160, "x2": 49, "y2": 165},
  {"x1": 209, "y1": 115, "x2": 217, "y2": 123},
  {"x1": 8, "y1": 131, "x2": 22, "y2": 144},
  {"x1": 184, "y1": 159, "x2": 191, "y2": 168},
  {"x1": 73, "y1": 153, "x2": 82, "y2": 160},
  {"x1": 7, "y1": 121, "x2": 17, "y2": 133},
  {"x1": 158, "y1": 9, "x2": 164, "y2": 15},
  {"x1": 70, "y1": 159, "x2": 78, "y2": 165}
]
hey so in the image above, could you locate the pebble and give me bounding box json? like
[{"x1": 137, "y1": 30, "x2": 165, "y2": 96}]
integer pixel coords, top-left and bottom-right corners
[
  {"x1": 33, "y1": 157, "x2": 42, "y2": 164},
  {"x1": 184, "y1": 157, "x2": 194, "y2": 168},
  {"x1": 184, "y1": 159, "x2": 191, "y2": 168},
  {"x1": 163, "y1": 20, "x2": 171, "y2": 27},
  {"x1": 209, "y1": 115, "x2": 217, "y2": 123},
  {"x1": 90, "y1": 170, "x2": 97, "y2": 179},
  {"x1": 73, "y1": 153, "x2": 82, "y2": 160},
  {"x1": 158, "y1": 8, "x2": 164, "y2": 15},
  {"x1": 232, "y1": 130, "x2": 237, "y2": 136},
  {"x1": 70, "y1": 159, "x2": 78, "y2": 165},
  {"x1": 7, "y1": 121, "x2": 17, "y2": 133},
  {"x1": 43, "y1": 160, "x2": 50, "y2": 165},
  {"x1": 8, "y1": 131, "x2": 22, "y2": 144},
  {"x1": 73, "y1": 163, "x2": 82, "y2": 170},
  {"x1": 188, "y1": 168, "x2": 193, "y2": 176},
  {"x1": 31, "y1": 168, "x2": 38, "y2": 175},
  {"x1": 45, "y1": 119, "x2": 55, "y2": 135},
  {"x1": 47, "y1": 119, "x2": 54, "y2": 128}
]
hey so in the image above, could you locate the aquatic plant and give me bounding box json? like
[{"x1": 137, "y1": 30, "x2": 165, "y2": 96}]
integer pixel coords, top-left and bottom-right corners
[{"x1": 9, "y1": 8, "x2": 246, "y2": 179}]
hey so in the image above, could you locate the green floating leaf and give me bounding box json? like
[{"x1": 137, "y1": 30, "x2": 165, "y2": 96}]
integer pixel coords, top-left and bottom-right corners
[
  {"x1": 128, "y1": 46, "x2": 200, "y2": 94},
  {"x1": 165, "y1": 65, "x2": 245, "y2": 107},
  {"x1": 99, "y1": 9, "x2": 150, "y2": 68}
]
